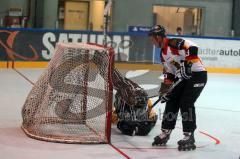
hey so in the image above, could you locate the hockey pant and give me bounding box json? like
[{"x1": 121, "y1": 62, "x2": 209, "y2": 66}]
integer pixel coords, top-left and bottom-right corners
[{"x1": 161, "y1": 71, "x2": 207, "y2": 132}]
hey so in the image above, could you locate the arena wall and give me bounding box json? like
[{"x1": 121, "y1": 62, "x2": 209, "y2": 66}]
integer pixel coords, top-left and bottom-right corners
[{"x1": 0, "y1": 28, "x2": 239, "y2": 74}]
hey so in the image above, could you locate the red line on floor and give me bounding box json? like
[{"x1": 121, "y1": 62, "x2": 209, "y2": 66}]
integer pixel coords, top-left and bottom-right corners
[
  {"x1": 115, "y1": 144, "x2": 207, "y2": 150},
  {"x1": 176, "y1": 127, "x2": 221, "y2": 145},
  {"x1": 109, "y1": 144, "x2": 132, "y2": 159},
  {"x1": 114, "y1": 128, "x2": 220, "y2": 151},
  {"x1": 116, "y1": 145, "x2": 207, "y2": 150},
  {"x1": 199, "y1": 131, "x2": 221, "y2": 145},
  {"x1": 13, "y1": 68, "x2": 35, "y2": 85}
]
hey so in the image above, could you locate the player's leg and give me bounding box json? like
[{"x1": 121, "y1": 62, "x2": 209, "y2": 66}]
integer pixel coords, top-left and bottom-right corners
[
  {"x1": 177, "y1": 132, "x2": 196, "y2": 151},
  {"x1": 153, "y1": 81, "x2": 185, "y2": 146},
  {"x1": 178, "y1": 71, "x2": 207, "y2": 151}
]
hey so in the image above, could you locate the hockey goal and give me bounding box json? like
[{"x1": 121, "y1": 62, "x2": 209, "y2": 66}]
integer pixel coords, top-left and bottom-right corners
[{"x1": 21, "y1": 43, "x2": 114, "y2": 144}]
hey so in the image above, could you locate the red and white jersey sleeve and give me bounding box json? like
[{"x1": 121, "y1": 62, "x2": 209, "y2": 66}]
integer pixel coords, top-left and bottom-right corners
[{"x1": 161, "y1": 38, "x2": 205, "y2": 75}]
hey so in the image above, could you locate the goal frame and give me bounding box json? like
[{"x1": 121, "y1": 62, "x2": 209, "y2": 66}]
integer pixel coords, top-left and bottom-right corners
[{"x1": 21, "y1": 43, "x2": 114, "y2": 144}]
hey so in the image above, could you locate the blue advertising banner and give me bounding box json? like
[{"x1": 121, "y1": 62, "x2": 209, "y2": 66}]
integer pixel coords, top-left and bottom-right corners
[
  {"x1": 128, "y1": 26, "x2": 151, "y2": 33},
  {"x1": 0, "y1": 29, "x2": 154, "y2": 63}
]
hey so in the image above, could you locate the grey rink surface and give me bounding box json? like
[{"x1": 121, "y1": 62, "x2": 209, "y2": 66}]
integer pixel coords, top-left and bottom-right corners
[{"x1": 0, "y1": 68, "x2": 240, "y2": 159}]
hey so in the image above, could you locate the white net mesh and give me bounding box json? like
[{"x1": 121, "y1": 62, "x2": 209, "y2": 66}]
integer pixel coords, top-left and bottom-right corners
[{"x1": 21, "y1": 43, "x2": 114, "y2": 143}]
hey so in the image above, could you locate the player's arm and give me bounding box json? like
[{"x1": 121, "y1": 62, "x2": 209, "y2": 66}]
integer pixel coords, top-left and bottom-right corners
[
  {"x1": 182, "y1": 40, "x2": 200, "y2": 64},
  {"x1": 168, "y1": 38, "x2": 199, "y2": 63},
  {"x1": 112, "y1": 67, "x2": 148, "y2": 106},
  {"x1": 169, "y1": 38, "x2": 194, "y2": 79},
  {"x1": 158, "y1": 65, "x2": 176, "y2": 103},
  {"x1": 159, "y1": 71, "x2": 175, "y2": 94}
]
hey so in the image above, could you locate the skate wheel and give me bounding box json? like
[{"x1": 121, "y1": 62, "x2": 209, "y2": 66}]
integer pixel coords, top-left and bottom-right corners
[
  {"x1": 178, "y1": 147, "x2": 182, "y2": 151},
  {"x1": 178, "y1": 145, "x2": 196, "y2": 151},
  {"x1": 192, "y1": 145, "x2": 196, "y2": 150},
  {"x1": 152, "y1": 143, "x2": 166, "y2": 146},
  {"x1": 178, "y1": 147, "x2": 188, "y2": 151}
]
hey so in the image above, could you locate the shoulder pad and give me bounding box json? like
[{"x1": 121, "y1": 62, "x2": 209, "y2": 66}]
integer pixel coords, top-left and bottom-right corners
[{"x1": 168, "y1": 38, "x2": 185, "y2": 49}]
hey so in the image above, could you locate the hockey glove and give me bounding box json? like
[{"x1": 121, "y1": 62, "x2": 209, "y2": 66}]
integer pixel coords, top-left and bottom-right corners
[
  {"x1": 158, "y1": 81, "x2": 174, "y2": 103},
  {"x1": 178, "y1": 60, "x2": 192, "y2": 80},
  {"x1": 159, "y1": 82, "x2": 172, "y2": 95}
]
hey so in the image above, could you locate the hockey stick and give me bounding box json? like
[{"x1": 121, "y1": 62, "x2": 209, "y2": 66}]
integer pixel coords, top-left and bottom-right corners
[
  {"x1": 148, "y1": 78, "x2": 182, "y2": 112},
  {"x1": 148, "y1": 94, "x2": 160, "y2": 99},
  {"x1": 148, "y1": 60, "x2": 183, "y2": 108},
  {"x1": 147, "y1": 74, "x2": 165, "y2": 99}
]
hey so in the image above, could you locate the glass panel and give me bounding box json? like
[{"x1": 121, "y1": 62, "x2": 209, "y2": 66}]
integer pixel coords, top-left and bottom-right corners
[{"x1": 153, "y1": 6, "x2": 203, "y2": 36}]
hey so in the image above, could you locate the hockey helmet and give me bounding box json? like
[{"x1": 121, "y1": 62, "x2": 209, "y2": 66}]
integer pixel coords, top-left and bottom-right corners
[{"x1": 148, "y1": 25, "x2": 166, "y2": 37}]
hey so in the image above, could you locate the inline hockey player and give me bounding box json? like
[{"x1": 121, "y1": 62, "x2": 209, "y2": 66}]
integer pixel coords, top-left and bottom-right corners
[
  {"x1": 148, "y1": 25, "x2": 207, "y2": 151},
  {"x1": 112, "y1": 68, "x2": 157, "y2": 136}
]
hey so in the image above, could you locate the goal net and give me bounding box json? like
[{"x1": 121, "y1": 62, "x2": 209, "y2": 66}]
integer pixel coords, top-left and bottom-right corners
[{"x1": 21, "y1": 43, "x2": 114, "y2": 144}]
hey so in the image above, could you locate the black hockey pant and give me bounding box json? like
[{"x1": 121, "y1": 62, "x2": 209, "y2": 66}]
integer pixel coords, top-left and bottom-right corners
[{"x1": 161, "y1": 71, "x2": 207, "y2": 132}]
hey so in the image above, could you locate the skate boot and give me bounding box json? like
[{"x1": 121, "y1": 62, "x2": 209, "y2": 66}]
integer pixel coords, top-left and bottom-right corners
[
  {"x1": 177, "y1": 132, "x2": 196, "y2": 151},
  {"x1": 152, "y1": 129, "x2": 172, "y2": 146}
]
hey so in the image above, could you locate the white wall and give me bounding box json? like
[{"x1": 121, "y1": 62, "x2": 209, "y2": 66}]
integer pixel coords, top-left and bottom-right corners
[{"x1": 181, "y1": 37, "x2": 240, "y2": 68}]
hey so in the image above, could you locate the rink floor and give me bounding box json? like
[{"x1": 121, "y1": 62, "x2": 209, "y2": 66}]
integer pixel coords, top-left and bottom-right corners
[{"x1": 0, "y1": 68, "x2": 240, "y2": 159}]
